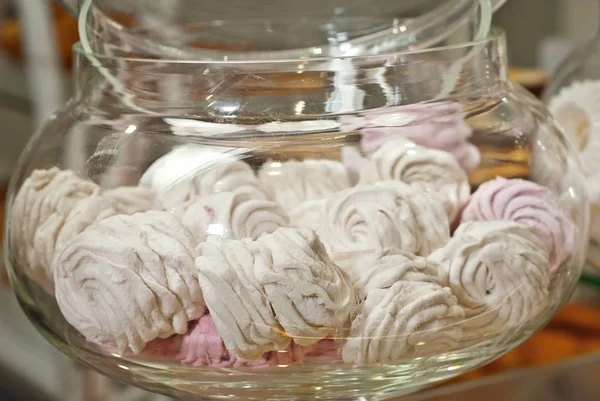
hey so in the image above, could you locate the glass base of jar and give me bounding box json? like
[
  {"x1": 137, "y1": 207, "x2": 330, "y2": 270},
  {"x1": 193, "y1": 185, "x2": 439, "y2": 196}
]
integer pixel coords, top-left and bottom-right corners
[{"x1": 12, "y1": 276, "x2": 542, "y2": 401}]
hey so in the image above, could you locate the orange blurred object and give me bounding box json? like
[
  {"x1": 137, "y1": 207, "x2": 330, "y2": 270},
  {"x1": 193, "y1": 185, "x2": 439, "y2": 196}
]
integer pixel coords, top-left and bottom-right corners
[
  {"x1": 448, "y1": 302, "x2": 600, "y2": 384},
  {"x1": 0, "y1": 1, "x2": 79, "y2": 70}
]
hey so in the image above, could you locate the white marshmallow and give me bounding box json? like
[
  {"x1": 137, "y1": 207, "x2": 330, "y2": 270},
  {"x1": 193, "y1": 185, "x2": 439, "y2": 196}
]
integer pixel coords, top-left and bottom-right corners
[
  {"x1": 54, "y1": 211, "x2": 204, "y2": 354},
  {"x1": 290, "y1": 181, "x2": 449, "y2": 258},
  {"x1": 342, "y1": 280, "x2": 464, "y2": 365},
  {"x1": 196, "y1": 227, "x2": 355, "y2": 358},
  {"x1": 175, "y1": 192, "x2": 287, "y2": 241},
  {"x1": 258, "y1": 159, "x2": 351, "y2": 211},
  {"x1": 428, "y1": 221, "x2": 549, "y2": 340},
  {"x1": 10, "y1": 168, "x2": 100, "y2": 293},
  {"x1": 359, "y1": 138, "x2": 470, "y2": 222}
]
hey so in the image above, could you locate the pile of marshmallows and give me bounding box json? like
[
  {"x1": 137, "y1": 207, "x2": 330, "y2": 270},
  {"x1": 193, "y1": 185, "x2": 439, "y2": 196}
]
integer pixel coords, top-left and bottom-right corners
[{"x1": 10, "y1": 105, "x2": 576, "y2": 368}]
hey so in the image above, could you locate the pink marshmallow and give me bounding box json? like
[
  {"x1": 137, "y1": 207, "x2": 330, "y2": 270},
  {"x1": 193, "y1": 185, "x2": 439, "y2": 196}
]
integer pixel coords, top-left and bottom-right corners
[
  {"x1": 341, "y1": 102, "x2": 481, "y2": 172},
  {"x1": 138, "y1": 314, "x2": 324, "y2": 368},
  {"x1": 460, "y1": 177, "x2": 576, "y2": 274}
]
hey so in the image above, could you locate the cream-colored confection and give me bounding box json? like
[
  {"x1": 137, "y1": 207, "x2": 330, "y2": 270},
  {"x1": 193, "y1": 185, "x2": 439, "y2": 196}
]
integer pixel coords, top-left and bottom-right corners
[
  {"x1": 139, "y1": 145, "x2": 266, "y2": 208},
  {"x1": 12, "y1": 170, "x2": 164, "y2": 294},
  {"x1": 160, "y1": 160, "x2": 268, "y2": 208},
  {"x1": 196, "y1": 227, "x2": 354, "y2": 358},
  {"x1": 34, "y1": 195, "x2": 118, "y2": 284},
  {"x1": 54, "y1": 211, "x2": 204, "y2": 354},
  {"x1": 258, "y1": 159, "x2": 351, "y2": 211},
  {"x1": 139, "y1": 145, "x2": 248, "y2": 190},
  {"x1": 175, "y1": 192, "x2": 287, "y2": 241},
  {"x1": 548, "y1": 80, "x2": 600, "y2": 177},
  {"x1": 290, "y1": 181, "x2": 449, "y2": 257},
  {"x1": 359, "y1": 139, "x2": 470, "y2": 222},
  {"x1": 196, "y1": 236, "x2": 292, "y2": 359},
  {"x1": 252, "y1": 227, "x2": 355, "y2": 345},
  {"x1": 10, "y1": 168, "x2": 100, "y2": 293},
  {"x1": 342, "y1": 280, "x2": 464, "y2": 365},
  {"x1": 348, "y1": 248, "x2": 439, "y2": 299},
  {"x1": 428, "y1": 221, "x2": 549, "y2": 340},
  {"x1": 102, "y1": 186, "x2": 163, "y2": 214}
]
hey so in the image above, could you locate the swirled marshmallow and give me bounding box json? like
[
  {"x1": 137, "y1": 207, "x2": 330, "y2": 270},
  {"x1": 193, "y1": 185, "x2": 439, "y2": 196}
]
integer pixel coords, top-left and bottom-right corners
[
  {"x1": 290, "y1": 182, "x2": 449, "y2": 257},
  {"x1": 102, "y1": 186, "x2": 163, "y2": 214},
  {"x1": 341, "y1": 102, "x2": 480, "y2": 172},
  {"x1": 146, "y1": 147, "x2": 267, "y2": 208},
  {"x1": 175, "y1": 192, "x2": 287, "y2": 242},
  {"x1": 177, "y1": 314, "x2": 317, "y2": 368},
  {"x1": 195, "y1": 236, "x2": 291, "y2": 359},
  {"x1": 252, "y1": 227, "x2": 355, "y2": 345},
  {"x1": 460, "y1": 177, "x2": 576, "y2": 273},
  {"x1": 139, "y1": 145, "x2": 248, "y2": 190},
  {"x1": 428, "y1": 221, "x2": 549, "y2": 340},
  {"x1": 258, "y1": 159, "x2": 351, "y2": 210},
  {"x1": 359, "y1": 139, "x2": 470, "y2": 222},
  {"x1": 196, "y1": 227, "x2": 354, "y2": 358},
  {"x1": 10, "y1": 168, "x2": 100, "y2": 293},
  {"x1": 348, "y1": 248, "x2": 439, "y2": 299},
  {"x1": 54, "y1": 211, "x2": 204, "y2": 354},
  {"x1": 35, "y1": 195, "x2": 118, "y2": 282},
  {"x1": 342, "y1": 280, "x2": 464, "y2": 365},
  {"x1": 41, "y1": 187, "x2": 164, "y2": 291}
]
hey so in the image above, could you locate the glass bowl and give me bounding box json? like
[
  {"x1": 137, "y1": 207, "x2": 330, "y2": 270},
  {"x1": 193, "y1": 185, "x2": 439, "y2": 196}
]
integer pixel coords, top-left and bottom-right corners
[{"x1": 4, "y1": 28, "x2": 588, "y2": 401}]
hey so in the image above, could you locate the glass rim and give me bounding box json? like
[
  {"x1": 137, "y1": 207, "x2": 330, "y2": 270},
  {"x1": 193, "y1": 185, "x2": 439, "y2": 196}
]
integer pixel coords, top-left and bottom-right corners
[
  {"x1": 73, "y1": 27, "x2": 506, "y2": 66},
  {"x1": 60, "y1": 0, "x2": 508, "y2": 18}
]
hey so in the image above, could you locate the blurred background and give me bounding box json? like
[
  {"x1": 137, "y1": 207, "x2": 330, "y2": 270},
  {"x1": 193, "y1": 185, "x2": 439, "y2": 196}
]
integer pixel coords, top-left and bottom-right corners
[{"x1": 0, "y1": 0, "x2": 600, "y2": 400}]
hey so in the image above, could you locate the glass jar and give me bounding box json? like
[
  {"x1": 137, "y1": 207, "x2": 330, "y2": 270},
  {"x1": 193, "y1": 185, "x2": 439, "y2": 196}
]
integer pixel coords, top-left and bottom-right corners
[
  {"x1": 4, "y1": 28, "x2": 588, "y2": 401},
  {"x1": 542, "y1": 4, "x2": 600, "y2": 273}
]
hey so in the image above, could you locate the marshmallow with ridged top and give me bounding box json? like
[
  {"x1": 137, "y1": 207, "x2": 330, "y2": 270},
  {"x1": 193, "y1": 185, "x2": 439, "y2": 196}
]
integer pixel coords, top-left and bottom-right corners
[
  {"x1": 252, "y1": 227, "x2": 355, "y2": 345},
  {"x1": 359, "y1": 139, "x2": 470, "y2": 223},
  {"x1": 11, "y1": 168, "x2": 166, "y2": 294},
  {"x1": 195, "y1": 235, "x2": 291, "y2": 359},
  {"x1": 142, "y1": 146, "x2": 267, "y2": 208},
  {"x1": 196, "y1": 227, "x2": 354, "y2": 359},
  {"x1": 428, "y1": 221, "x2": 549, "y2": 340},
  {"x1": 460, "y1": 177, "x2": 576, "y2": 274},
  {"x1": 54, "y1": 211, "x2": 204, "y2": 354},
  {"x1": 10, "y1": 168, "x2": 100, "y2": 293},
  {"x1": 290, "y1": 181, "x2": 449, "y2": 258},
  {"x1": 175, "y1": 192, "x2": 287, "y2": 242},
  {"x1": 341, "y1": 102, "x2": 480, "y2": 172},
  {"x1": 162, "y1": 160, "x2": 267, "y2": 208},
  {"x1": 348, "y1": 248, "x2": 440, "y2": 300},
  {"x1": 258, "y1": 159, "x2": 351, "y2": 211},
  {"x1": 342, "y1": 280, "x2": 464, "y2": 365},
  {"x1": 102, "y1": 186, "x2": 163, "y2": 214}
]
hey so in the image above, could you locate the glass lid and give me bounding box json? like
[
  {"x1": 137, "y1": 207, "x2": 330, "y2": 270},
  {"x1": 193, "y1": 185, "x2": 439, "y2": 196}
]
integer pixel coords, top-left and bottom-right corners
[{"x1": 63, "y1": 0, "x2": 506, "y2": 60}]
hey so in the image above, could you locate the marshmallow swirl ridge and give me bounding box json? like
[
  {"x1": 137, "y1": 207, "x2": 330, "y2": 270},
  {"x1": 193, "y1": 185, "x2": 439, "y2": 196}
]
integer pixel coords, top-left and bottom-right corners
[
  {"x1": 160, "y1": 160, "x2": 267, "y2": 208},
  {"x1": 428, "y1": 221, "x2": 549, "y2": 340},
  {"x1": 252, "y1": 227, "x2": 355, "y2": 345},
  {"x1": 11, "y1": 168, "x2": 100, "y2": 293},
  {"x1": 290, "y1": 181, "x2": 449, "y2": 257},
  {"x1": 54, "y1": 211, "x2": 204, "y2": 354},
  {"x1": 258, "y1": 159, "x2": 351, "y2": 210},
  {"x1": 359, "y1": 139, "x2": 470, "y2": 222},
  {"x1": 176, "y1": 192, "x2": 287, "y2": 242},
  {"x1": 461, "y1": 177, "x2": 576, "y2": 272},
  {"x1": 342, "y1": 280, "x2": 464, "y2": 365}
]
